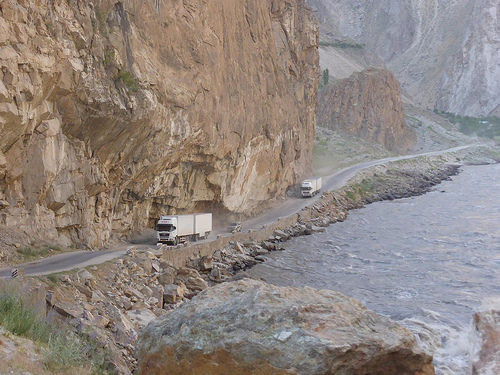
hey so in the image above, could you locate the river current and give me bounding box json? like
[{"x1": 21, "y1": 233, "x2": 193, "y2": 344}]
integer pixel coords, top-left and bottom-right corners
[{"x1": 247, "y1": 163, "x2": 500, "y2": 374}]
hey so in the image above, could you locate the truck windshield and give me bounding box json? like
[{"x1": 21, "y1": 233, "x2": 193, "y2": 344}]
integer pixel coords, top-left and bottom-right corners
[{"x1": 157, "y1": 224, "x2": 175, "y2": 231}]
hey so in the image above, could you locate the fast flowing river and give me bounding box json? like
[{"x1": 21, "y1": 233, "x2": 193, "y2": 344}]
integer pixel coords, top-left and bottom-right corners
[{"x1": 247, "y1": 163, "x2": 500, "y2": 375}]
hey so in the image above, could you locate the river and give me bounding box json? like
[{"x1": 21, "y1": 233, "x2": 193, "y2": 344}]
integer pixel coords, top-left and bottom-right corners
[{"x1": 247, "y1": 163, "x2": 500, "y2": 375}]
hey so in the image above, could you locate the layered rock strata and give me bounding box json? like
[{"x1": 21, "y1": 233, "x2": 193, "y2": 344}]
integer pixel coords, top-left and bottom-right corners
[
  {"x1": 137, "y1": 278, "x2": 435, "y2": 375},
  {"x1": 317, "y1": 68, "x2": 416, "y2": 153},
  {"x1": 0, "y1": 0, "x2": 319, "y2": 248},
  {"x1": 307, "y1": 0, "x2": 500, "y2": 117}
]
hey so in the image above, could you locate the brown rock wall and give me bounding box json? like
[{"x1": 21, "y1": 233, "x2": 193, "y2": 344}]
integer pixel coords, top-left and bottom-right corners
[
  {"x1": 317, "y1": 68, "x2": 415, "y2": 153},
  {"x1": 0, "y1": 0, "x2": 319, "y2": 247}
]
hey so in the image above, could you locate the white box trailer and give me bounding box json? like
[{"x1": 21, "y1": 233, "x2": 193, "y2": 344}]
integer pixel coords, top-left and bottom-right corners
[
  {"x1": 156, "y1": 213, "x2": 212, "y2": 245},
  {"x1": 301, "y1": 177, "x2": 322, "y2": 197}
]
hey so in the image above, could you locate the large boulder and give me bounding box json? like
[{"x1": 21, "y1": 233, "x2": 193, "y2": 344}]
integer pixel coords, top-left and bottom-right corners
[{"x1": 136, "y1": 279, "x2": 434, "y2": 375}]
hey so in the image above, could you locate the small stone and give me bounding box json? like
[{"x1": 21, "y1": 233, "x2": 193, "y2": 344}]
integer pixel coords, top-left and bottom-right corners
[{"x1": 163, "y1": 284, "x2": 184, "y2": 304}]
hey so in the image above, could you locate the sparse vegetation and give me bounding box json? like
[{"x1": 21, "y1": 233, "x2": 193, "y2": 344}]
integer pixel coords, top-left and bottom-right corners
[
  {"x1": 115, "y1": 70, "x2": 140, "y2": 91},
  {"x1": 404, "y1": 115, "x2": 423, "y2": 128},
  {"x1": 95, "y1": 8, "x2": 109, "y2": 36},
  {"x1": 103, "y1": 48, "x2": 115, "y2": 66},
  {"x1": 345, "y1": 178, "x2": 375, "y2": 202},
  {"x1": 318, "y1": 69, "x2": 330, "y2": 91},
  {"x1": 435, "y1": 110, "x2": 500, "y2": 140},
  {"x1": 322, "y1": 68, "x2": 329, "y2": 87},
  {"x1": 319, "y1": 40, "x2": 364, "y2": 49},
  {"x1": 0, "y1": 287, "x2": 112, "y2": 373},
  {"x1": 16, "y1": 245, "x2": 62, "y2": 262}
]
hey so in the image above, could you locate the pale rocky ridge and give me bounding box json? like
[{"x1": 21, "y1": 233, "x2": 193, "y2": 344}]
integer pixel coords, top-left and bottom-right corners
[
  {"x1": 308, "y1": 0, "x2": 500, "y2": 117},
  {"x1": 0, "y1": 0, "x2": 318, "y2": 249}
]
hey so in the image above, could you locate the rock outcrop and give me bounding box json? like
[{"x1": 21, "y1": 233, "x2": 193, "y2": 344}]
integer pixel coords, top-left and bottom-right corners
[
  {"x1": 137, "y1": 278, "x2": 435, "y2": 375},
  {"x1": 473, "y1": 309, "x2": 500, "y2": 375},
  {"x1": 0, "y1": 0, "x2": 319, "y2": 248},
  {"x1": 307, "y1": 0, "x2": 500, "y2": 117},
  {"x1": 317, "y1": 68, "x2": 416, "y2": 153}
]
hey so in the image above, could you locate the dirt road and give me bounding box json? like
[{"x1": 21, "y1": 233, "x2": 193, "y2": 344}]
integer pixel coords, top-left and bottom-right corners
[{"x1": 0, "y1": 144, "x2": 476, "y2": 278}]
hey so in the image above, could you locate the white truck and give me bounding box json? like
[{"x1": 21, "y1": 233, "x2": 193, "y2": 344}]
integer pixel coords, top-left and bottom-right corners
[
  {"x1": 156, "y1": 213, "x2": 212, "y2": 245},
  {"x1": 301, "y1": 177, "x2": 322, "y2": 197}
]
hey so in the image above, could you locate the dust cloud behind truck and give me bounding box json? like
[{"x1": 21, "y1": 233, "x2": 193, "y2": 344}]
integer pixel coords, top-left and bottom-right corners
[
  {"x1": 301, "y1": 177, "x2": 322, "y2": 197},
  {"x1": 156, "y1": 213, "x2": 212, "y2": 245}
]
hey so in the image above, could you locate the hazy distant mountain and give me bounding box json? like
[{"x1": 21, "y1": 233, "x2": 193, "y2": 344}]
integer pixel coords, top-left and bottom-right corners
[{"x1": 308, "y1": 0, "x2": 500, "y2": 117}]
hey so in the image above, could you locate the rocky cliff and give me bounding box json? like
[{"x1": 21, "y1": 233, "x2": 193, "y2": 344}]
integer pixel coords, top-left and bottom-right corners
[
  {"x1": 308, "y1": 0, "x2": 500, "y2": 117},
  {"x1": 317, "y1": 68, "x2": 416, "y2": 153},
  {"x1": 0, "y1": 0, "x2": 319, "y2": 248}
]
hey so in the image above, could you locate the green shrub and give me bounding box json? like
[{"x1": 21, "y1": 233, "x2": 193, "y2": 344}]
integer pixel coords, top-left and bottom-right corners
[
  {"x1": 115, "y1": 70, "x2": 140, "y2": 91},
  {"x1": 103, "y1": 48, "x2": 115, "y2": 66},
  {"x1": 436, "y1": 110, "x2": 500, "y2": 139},
  {"x1": 319, "y1": 40, "x2": 364, "y2": 49},
  {"x1": 95, "y1": 8, "x2": 109, "y2": 36},
  {"x1": 0, "y1": 288, "x2": 112, "y2": 373},
  {"x1": 16, "y1": 246, "x2": 62, "y2": 262}
]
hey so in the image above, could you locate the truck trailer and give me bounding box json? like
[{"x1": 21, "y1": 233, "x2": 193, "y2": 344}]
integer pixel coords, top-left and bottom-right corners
[
  {"x1": 156, "y1": 213, "x2": 212, "y2": 245},
  {"x1": 301, "y1": 177, "x2": 322, "y2": 197}
]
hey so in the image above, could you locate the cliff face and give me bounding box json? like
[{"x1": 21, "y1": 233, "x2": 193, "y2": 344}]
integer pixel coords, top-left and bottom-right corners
[
  {"x1": 317, "y1": 68, "x2": 415, "y2": 153},
  {"x1": 308, "y1": 0, "x2": 500, "y2": 117},
  {"x1": 0, "y1": 0, "x2": 319, "y2": 247}
]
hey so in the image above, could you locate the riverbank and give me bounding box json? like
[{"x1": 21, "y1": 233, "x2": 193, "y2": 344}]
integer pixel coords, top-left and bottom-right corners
[{"x1": 1, "y1": 145, "x2": 498, "y2": 373}]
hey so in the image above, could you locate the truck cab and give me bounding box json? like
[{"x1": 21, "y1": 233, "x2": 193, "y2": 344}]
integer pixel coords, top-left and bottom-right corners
[
  {"x1": 301, "y1": 180, "x2": 314, "y2": 197},
  {"x1": 156, "y1": 217, "x2": 178, "y2": 245}
]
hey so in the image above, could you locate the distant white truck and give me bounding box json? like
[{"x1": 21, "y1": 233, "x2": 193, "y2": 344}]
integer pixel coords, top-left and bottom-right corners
[
  {"x1": 301, "y1": 177, "x2": 322, "y2": 197},
  {"x1": 156, "y1": 213, "x2": 212, "y2": 245}
]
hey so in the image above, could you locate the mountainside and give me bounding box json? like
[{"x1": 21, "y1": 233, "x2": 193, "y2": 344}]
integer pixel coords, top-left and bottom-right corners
[
  {"x1": 318, "y1": 68, "x2": 415, "y2": 153},
  {"x1": 0, "y1": 0, "x2": 318, "y2": 248},
  {"x1": 308, "y1": 0, "x2": 500, "y2": 117}
]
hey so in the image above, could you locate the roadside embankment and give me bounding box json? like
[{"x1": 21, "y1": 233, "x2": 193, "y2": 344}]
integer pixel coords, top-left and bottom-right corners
[{"x1": 1, "y1": 145, "x2": 498, "y2": 374}]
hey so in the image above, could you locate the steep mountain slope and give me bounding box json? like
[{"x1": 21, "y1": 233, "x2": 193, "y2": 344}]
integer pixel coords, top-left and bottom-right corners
[
  {"x1": 0, "y1": 0, "x2": 318, "y2": 248},
  {"x1": 308, "y1": 0, "x2": 500, "y2": 117},
  {"x1": 318, "y1": 68, "x2": 415, "y2": 153}
]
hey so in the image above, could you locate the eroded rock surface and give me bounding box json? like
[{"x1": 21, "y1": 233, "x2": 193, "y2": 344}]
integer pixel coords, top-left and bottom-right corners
[
  {"x1": 136, "y1": 278, "x2": 435, "y2": 375},
  {"x1": 317, "y1": 68, "x2": 416, "y2": 153},
  {"x1": 0, "y1": 0, "x2": 318, "y2": 248},
  {"x1": 308, "y1": 0, "x2": 500, "y2": 117},
  {"x1": 473, "y1": 309, "x2": 500, "y2": 375}
]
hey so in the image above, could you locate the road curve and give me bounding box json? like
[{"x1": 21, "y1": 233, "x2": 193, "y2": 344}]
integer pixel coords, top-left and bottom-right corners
[{"x1": 0, "y1": 144, "x2": 477, "y2": 278}]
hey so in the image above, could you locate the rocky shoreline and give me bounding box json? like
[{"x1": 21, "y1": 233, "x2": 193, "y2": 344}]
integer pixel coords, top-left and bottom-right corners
[{"x1": 2, "y1": 150, "x2": 498, "y2": 374}]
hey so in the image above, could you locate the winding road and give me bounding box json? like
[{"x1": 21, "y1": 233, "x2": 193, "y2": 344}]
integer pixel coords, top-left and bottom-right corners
[{"x1": 0, "y1": 144, "x2": 476, "y2": 278}]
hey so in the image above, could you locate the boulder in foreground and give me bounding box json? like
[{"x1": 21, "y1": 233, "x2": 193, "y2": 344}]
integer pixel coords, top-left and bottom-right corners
[{"x1": 137, "y1": 279, "x2": 434, "y2": 375}]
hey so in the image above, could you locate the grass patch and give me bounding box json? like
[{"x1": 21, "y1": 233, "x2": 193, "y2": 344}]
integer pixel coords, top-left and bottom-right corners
[
  {"x1": 344, "y1": 178, "x2": 375, "y2": 202},
  {"x1": 319, "y1": 40, "x2": 364, "y2": 49},
  {"x1": 405, "y1": 115, "x2": 423, "y2": 127},
  {"x1": 435, "y1": 110, "x2": 500, "y2": 139},
  {"x1": 103, "y1": 48, "x2": 115, "y2": 66},
  {"x1": 0, "y1": 288, "x2": 112, "y2": 374},
  {"x1": 115, "y1": 70, "x2": 140, "y2": 91},
  {"x1": 17, "y1": 246, "x2": 62, "y2": 262},
  {"x1": 95, "y1": 8, "x2": 109, "y2": 36}
]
